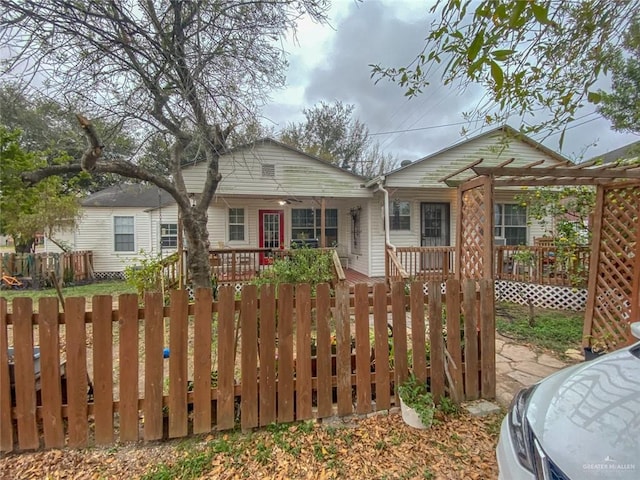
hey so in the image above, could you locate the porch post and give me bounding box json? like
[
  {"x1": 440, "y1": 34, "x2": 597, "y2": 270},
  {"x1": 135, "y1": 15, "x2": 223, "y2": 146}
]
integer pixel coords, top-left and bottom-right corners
[{"x1": 320, "y1": 197, "x2": 326, "y2": 248}]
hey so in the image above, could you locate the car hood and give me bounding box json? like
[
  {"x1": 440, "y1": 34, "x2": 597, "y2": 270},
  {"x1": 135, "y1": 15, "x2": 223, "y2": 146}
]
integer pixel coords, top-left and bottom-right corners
[{"x1": 527, "y1": 345, "x2": 640, "y2": 479}]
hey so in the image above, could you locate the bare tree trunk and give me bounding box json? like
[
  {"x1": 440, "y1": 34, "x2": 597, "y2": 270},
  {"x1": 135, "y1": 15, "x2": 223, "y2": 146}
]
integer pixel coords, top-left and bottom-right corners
[{"x1": 181, "y1": 207, "x2": 212, "y2": 289}]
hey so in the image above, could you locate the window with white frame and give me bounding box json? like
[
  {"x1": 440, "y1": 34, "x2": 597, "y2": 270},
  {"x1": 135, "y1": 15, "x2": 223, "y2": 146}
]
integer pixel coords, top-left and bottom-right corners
[
  {"x1": 114, "y1": 216, "x2": 135, "y2": 252},
  {"x1": 291, "y1": 208, "x2": 338, "y2": 246},
  {"x1": 228, "y1": 208, "x2": 245, "y2": 242},
  {"x1": 160, "y1": 223, "x2": 178, "y2": 248},
  {"x1": 390, "y1": 200, "x2": 410, "y2": 230},
  {"x1": 494, "y1": 204, "x2": 527, "y2": 245}
]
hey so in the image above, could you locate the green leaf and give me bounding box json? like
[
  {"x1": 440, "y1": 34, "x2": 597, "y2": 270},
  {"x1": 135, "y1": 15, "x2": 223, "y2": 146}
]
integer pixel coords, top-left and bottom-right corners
[
  {"x1": 531, "y1": 3, "x2": 550, "y2": 25},
  {"x1": 509, "y1": 0, "x2": 527, "y2": 28},
  {"x1": 587, "y1": 91, "x2": 602, "y2": 104},
  {"x1": 490, "y1": 61, "x2": 504, "y2": 89},
  {"x1": 492, "y1": 49, "x2": 515, "y2": 61},
  {"x1": 467, "y1": 31, "x2": 484, "y2": 61}
]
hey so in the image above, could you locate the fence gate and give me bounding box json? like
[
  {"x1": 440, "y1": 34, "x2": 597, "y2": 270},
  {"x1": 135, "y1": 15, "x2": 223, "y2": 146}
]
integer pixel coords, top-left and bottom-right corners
[
  {"x1": 455, "y1": 176, "x2": 494, "y2": 281},
  {"x1": 584, "y1": 181, "x2": 640, "y2": 350}
]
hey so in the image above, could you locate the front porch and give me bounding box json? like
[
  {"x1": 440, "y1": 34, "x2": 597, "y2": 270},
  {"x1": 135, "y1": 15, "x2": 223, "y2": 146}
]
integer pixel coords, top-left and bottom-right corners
[{"x1": 164, "y1": 242, "x2": 589, "y2": 292}]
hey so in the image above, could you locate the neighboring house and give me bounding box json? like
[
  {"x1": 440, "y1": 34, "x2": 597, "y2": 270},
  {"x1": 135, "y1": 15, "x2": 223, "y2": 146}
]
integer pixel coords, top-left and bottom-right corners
[
  {"x1": 74, "y1": 127, "x2": 568, "y2": 279},
  {"x1": 593, "y1": 140, "x2": 640, "y2": 164},
  {"x1": 75, "y1": 183, "x2": 178, "y2": 278}
]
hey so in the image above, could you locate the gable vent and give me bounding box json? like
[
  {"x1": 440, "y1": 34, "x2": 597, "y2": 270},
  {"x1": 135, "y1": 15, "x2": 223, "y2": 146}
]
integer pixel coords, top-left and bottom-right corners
[{"x1": 262, "y1": 164, "x2": 276, "y2": 177}]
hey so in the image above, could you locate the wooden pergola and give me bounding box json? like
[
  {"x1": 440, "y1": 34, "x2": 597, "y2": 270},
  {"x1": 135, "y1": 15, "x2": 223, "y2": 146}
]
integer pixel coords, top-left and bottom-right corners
[{"x1": 441, "y1": 157, "x2": 640, "y2": 351}]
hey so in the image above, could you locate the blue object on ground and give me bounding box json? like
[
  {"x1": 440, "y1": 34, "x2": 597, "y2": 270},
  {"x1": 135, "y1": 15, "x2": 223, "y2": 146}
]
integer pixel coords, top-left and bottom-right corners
[{"x1": 163, "y1": 348, "x2": 170, "y2": 358}]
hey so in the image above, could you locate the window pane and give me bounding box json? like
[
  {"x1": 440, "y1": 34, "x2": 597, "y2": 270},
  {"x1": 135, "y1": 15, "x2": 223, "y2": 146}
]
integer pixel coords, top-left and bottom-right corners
[
  {"x1": 292, "y1": 209, "x2": 315, "y2": 228},
  {"x1": 504, "y1": 204, "x2": 527, "y2": 226},
  {"x1": 229, "y1": 225, "x2": 244, "y2": 241},
  {"x1": 114, "y1": 216, "x2": 134, "y2": 234},
  {"x1": 229, "y1": 208, "x2": 244, "y2": 224},
  {"x1": 504, "y1": 227, "x2": 527, "y2": 245},
  {"x1": 390, "y1": 201, "x2": 410, "y2": 230}
]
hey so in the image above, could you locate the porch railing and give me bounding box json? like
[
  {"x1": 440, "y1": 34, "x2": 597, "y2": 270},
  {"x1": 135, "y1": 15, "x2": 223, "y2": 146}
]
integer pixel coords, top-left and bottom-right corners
[
  {"x1": 170, "y1": 247, "x2": 343, "y2": 287},
  {"x1": 388, "y1": 245, "x2": 589, "y2": 287},
  {"x1": 495, "y1": 245, "x2": 590, "y2": 287}
]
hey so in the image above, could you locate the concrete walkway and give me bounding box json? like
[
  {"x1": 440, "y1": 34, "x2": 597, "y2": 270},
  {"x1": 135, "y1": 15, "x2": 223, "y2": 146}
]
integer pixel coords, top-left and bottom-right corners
[{"x1": 495, "y1": 334, "x2": 579, "y2": 406}]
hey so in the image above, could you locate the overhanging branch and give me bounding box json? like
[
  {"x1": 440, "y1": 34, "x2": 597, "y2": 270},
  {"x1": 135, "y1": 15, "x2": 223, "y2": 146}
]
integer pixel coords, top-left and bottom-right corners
[{"x1": 21, "y1": 159, "x2": 190, "y2": 210}]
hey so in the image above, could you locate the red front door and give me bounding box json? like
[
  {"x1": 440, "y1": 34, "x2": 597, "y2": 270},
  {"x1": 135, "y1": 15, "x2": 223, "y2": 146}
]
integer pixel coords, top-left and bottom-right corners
[{"x1": 259, "y1": 210, "x2": 284, "y2": 264}]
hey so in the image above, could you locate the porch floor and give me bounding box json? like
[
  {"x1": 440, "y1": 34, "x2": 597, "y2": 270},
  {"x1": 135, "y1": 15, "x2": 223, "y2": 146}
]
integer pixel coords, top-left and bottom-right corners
[{"x1": 343, "y1": 268, "x2": 386, "y2": 287}]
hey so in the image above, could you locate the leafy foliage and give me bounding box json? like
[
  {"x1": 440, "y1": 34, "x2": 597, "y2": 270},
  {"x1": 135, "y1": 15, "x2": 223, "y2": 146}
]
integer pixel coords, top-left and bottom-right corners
[
  {"x1": 597, "y1": 18, "x2": 640, "y2": 134},
  {"x1": 123, "y1": 250, "x2": 167, "y2": 297},
  {"x1": 250, "y1": 247, "x2": 334, "y2": 293},
  {"x1": 0, "y1": 127, "x2": 81, "y2": 250},
  {"x1": 398, "y1": 374, "x2": 435, "y2": 427},
  {"x1": 516, "y1": 186, "x2": 594, "y2": 285},
  {"x1": 371, "y1": 1, "x2": 636, "y2": 141},
  {"x1": 279, "y1": 101, "x2": 397, "y2": 177},
  {"x1": 0, "y1": 83, "x2": 135, "y2": 192}
]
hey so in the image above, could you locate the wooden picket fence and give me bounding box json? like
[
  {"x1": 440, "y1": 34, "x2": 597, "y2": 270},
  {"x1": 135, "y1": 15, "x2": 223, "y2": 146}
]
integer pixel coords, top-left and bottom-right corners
[
  {"x1": 0, "y1": 251, "x2": 94, "y2": 287},
  {"x1": 0, "y1": 279, "x2": 495, "y2": 452}
]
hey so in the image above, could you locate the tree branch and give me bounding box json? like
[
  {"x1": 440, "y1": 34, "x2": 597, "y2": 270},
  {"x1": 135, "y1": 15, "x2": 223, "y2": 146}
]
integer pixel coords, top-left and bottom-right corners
[{"x1": 21, "y1": 159, "x2": 190, "y2": 210}]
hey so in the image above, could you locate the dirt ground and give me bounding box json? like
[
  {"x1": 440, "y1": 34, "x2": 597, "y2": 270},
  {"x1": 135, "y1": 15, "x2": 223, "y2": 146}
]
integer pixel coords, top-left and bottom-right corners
[{"x1": 0, "y1": 409, "x2": 502, "y2": 479}]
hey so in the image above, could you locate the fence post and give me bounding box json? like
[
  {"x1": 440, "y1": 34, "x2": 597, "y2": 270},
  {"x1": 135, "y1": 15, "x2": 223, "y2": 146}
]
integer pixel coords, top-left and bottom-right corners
[
  {"x1": 480, "y1": 279, "x2": 496, "y2": 399},
  {"x1": 429, "y1": 281, "x2": 445, "y2": 404},
  {"x1": 335, "y1": 282, "x2": 352, "y2": 416},
  {"x1": 0, "y1": 298, "x2": 14, "y2": 452},
  {"x1": 391, "y1": 281, "x2": 408, "y2": 404}
]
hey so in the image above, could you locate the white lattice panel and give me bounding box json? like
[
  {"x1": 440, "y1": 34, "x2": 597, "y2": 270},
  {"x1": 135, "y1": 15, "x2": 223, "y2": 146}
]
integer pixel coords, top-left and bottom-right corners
[{"x1": 495, "y1": 281, "x2": 587, "y2": 311}]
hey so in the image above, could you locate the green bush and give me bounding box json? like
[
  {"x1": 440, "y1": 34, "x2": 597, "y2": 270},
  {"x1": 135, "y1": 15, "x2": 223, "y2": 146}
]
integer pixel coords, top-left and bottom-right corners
[
  {"x1": 124, "y1": 250, "x2": 164, "y2": 297},
  {"x1": 251, "y1": 247, "x2": 334, "y2": 293}
]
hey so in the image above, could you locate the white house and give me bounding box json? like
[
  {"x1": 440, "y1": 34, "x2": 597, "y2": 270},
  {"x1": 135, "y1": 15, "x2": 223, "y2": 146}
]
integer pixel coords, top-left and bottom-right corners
[{"x1": 74, "y1": 126, "x2": 568, "y2": 279}]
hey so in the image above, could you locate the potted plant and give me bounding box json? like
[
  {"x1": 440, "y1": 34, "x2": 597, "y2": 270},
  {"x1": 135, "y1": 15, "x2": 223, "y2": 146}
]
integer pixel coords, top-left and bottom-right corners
[{"x1": 397, "y1": 374, "x2": 435, "y2": 429}]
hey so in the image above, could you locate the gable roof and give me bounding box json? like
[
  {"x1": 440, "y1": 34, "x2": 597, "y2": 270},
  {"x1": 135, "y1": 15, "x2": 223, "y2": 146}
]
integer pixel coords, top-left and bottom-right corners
[
  {"x1": 184, "y1": 137, "x2": 367, "y2": 181},
  {"x1": 81, "y1": 183, "x2": 174, "y2": 208},
  {"x1": 589, "y1": 140, "x2": 640, "y2": 164},
  {"x1": 383, "y1": 124, "x2": 569, "y2": 178}
]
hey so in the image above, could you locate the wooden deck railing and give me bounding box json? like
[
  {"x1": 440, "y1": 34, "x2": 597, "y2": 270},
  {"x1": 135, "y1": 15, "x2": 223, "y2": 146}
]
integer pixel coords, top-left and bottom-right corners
[
  {"x1": 388, "y1": 245, "x2": 589, "y2": 287},
  {"x1": 495, "y1": 245, "x2": 590, "y2": 287},
  {"x1": 385, "y1": 247, "x2": 410, "y2": 284},
  {"x1": 393, "y1": 246, "x2": 455, "y2": 283}
]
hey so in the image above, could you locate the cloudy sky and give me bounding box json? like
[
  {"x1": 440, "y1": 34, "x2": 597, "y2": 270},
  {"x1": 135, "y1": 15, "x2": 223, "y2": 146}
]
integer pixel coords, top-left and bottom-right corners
[{"x1": 262, "y1": 0, "x2": 638, "y2": 163}]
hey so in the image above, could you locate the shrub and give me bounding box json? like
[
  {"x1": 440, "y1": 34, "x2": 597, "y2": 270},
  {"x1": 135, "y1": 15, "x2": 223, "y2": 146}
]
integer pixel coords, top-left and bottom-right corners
[{"x1": 251, "y1": 246, "x2": 333, "y2": 293}]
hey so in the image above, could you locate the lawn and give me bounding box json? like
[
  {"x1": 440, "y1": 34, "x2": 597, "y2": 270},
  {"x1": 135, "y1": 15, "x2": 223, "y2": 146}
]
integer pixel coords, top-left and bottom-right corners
[
  {"x1": 0, "y1": 280, "x2": 136, "y2": 304},
  {"x1": 496, "y1": 302, "x2": 584, "y2": 354}
]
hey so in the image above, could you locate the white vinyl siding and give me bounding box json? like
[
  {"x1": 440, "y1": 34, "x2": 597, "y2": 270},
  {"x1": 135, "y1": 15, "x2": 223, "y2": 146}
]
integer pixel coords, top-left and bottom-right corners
[
  {"x1": 182, "y1": 141, "x2": 370, "y2": 199},
  {"x1": 114, "y1": 216, "x2": 135, "y2": 252},
  {"x1": 385, "y1": 130, "x2": 565, "y2": 190}
]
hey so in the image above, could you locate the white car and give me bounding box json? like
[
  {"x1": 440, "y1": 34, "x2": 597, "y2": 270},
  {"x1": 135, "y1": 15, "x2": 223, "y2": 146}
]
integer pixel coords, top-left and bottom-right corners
[{"x1": 497, "y1": 323, "x2": 640, "y2": 479}]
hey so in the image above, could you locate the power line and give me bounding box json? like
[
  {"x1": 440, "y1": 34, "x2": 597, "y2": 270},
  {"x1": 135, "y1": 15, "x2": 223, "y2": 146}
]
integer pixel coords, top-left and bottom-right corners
[{"x1": 370, "y1": 120, "x2": 470, "y2": 136}]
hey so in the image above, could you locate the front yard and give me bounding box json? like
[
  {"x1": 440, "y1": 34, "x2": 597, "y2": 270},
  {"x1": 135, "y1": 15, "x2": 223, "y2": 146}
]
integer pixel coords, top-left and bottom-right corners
[{"x1": 0, "y1": 411, "x2": 502, "y2": 479}]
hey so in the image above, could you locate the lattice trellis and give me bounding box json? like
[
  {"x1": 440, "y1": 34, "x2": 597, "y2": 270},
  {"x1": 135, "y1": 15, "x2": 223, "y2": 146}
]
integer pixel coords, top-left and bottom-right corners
[
  {"x1": 496, "y1": 281, "x2": 587, "y2": 311},
  {"x1": 458, "y1": 186, "x2": 487, "y2": 280},
  {"x1": 585, "y1": 183, "x2": 640, "y2": 350}
]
